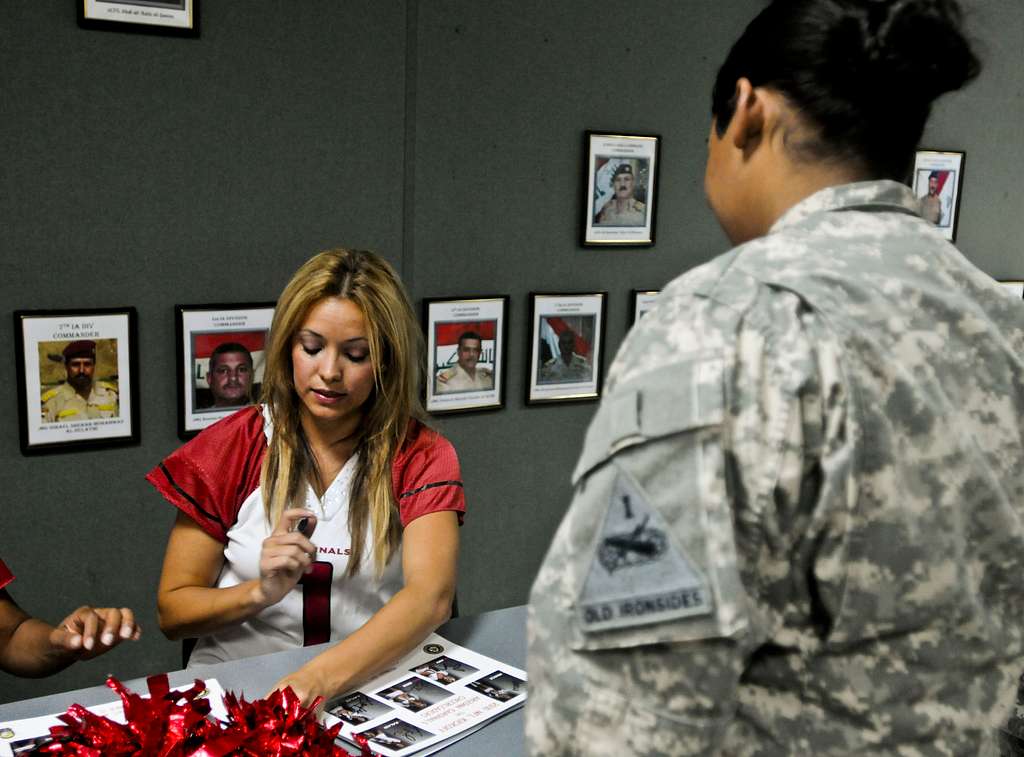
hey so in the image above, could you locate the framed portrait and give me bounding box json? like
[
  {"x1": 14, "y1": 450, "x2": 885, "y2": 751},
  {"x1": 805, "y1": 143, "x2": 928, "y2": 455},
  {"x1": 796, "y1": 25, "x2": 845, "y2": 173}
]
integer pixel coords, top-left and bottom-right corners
[
  {"x1": 424, "y1": 296, "x2": 508, "y2": 414},
  {"x1": 13, "y1": 308, "x2": 140, "y2": 455},
  {"x1": 527, "y1": 292, "x2": 607, "y2": 404},
  {"x1": 911, "y1": 150, "x2": 965, "y2": 241},
  {"x1": 176, "y1": 302, "x2": 275, "y2": 439},
  {"x1": 77, "y1": 0, "x2": 199, "y2": 36},
  {"x1": 630, "y1": 289, "x2": 661, "y2": 325},
  {"x1": 998, "y1": 280, "x2": 1024, "y2": 300},
  {"x1": 582, "y1": 132, "x2": 660, "y2": 247}
]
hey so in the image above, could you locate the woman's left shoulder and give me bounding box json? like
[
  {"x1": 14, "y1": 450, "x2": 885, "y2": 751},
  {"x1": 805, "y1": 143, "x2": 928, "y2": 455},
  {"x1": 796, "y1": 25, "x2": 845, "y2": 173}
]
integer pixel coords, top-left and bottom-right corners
[
  {"x1": 392, "y1": 420, "x2": 464, "y2": 525},
  {"x1": 395, "y1": 419, "x2": 456, "y2": 464}
]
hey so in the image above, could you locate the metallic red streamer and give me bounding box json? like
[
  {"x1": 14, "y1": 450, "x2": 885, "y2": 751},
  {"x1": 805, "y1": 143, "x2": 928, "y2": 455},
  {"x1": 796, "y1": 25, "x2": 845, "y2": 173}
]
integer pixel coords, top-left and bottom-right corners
[{"x1": 29, "y1": 675, "x2": 370, "y2": 757}]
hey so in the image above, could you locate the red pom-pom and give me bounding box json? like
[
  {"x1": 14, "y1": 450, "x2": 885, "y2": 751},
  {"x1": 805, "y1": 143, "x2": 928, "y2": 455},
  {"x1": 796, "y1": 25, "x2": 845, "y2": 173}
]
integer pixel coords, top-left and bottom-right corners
[{"x1": 29, "y1": 676, "x2": 368, "y2": 757}]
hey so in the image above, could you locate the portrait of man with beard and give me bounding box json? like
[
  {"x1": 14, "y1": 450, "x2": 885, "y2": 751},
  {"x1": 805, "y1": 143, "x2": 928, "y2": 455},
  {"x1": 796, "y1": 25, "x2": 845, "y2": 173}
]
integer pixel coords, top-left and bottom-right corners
[{"x1": 40, "y1": 340, "x2": 119, "y2": 423}]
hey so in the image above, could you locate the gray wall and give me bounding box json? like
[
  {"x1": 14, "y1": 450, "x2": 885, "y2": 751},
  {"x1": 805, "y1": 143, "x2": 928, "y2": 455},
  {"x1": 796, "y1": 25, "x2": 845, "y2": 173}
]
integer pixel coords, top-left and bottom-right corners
[
  {"x1": 411, "y1": 0, "x2": 757, "y2": 616},
  {"x1": 1, "y1": 0, "x2": 1019, "y2": 704}
]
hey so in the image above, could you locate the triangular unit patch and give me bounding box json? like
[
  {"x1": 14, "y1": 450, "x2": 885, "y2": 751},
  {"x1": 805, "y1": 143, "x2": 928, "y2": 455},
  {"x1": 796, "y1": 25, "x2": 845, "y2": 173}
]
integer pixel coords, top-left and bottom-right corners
[{"x1": 577, "y1": 469, "x2": 713, "y2": 632}]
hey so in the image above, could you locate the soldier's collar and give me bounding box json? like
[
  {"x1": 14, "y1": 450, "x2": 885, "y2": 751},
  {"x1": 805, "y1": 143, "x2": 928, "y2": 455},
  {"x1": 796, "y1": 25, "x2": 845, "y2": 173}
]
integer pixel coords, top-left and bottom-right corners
[{"x1": 770, "y1": 180, "x2": 921, "y2": 233}]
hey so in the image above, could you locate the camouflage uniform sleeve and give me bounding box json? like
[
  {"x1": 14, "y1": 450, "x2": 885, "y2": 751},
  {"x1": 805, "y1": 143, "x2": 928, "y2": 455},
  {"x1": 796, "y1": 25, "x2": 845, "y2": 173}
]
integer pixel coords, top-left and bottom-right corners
[{"x1": 526, "y1": 282, "x2": 849, "y2": 754}]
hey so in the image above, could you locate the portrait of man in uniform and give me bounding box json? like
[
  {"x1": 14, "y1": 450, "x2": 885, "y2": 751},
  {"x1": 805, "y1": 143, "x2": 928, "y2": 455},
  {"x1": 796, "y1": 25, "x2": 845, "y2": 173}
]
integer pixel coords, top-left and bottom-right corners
[
  {"x1": 583, "y1": 134, "x2": 659, "y2": 246},
  {"x1": 538, "y1": 323, "x2": 594, "y2": 385},
  {"x1": 527, "y1": 294, "x2": 605, "y2": 403},
  {"x1": 916, "y1": 169, "x2": 953, "y2": 227},
  {"x1": 593, "y1": 160, "x2": 648, "y2": 227},
  {"x1": 39, "y1": 339, "x2": 119, "y2": 424},
  {"x1": 425, "y1": 298, "x2": 507, "y2": 413},
  {"x1": 910, "y1": 151, "x2": 964, "y2": 241},
  {"x1": 435, "y1": 330, "x2": 494, "y2": 394}
]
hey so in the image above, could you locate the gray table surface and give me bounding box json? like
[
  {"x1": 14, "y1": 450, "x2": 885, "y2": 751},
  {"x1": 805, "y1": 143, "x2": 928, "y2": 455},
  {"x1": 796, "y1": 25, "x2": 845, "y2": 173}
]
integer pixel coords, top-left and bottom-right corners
[{"x1": 0, "y1": 604, "x2": 527, "y2": 756}]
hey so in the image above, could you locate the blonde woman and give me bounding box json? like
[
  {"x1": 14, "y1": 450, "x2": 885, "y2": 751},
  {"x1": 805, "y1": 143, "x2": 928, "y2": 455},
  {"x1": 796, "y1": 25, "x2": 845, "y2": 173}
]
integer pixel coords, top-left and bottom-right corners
[{"x1": 150, "y1": 249, "x2": 464, "y2": 705}]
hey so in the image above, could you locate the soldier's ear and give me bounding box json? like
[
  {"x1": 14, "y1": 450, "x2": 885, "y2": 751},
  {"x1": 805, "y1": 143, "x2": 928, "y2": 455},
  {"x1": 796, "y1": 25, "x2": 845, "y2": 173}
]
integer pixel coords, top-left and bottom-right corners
[{"x1": 729, "y1": 78, "x2": 764, "y2": 154}]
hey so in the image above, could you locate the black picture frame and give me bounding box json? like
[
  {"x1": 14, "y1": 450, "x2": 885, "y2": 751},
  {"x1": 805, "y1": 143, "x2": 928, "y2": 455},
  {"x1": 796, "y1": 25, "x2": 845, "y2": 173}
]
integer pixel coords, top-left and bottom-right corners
[
  {"x1": 77, "y1": 0, "x2": 200, "y2": 37},
  {"x1": 526, "y1": 292, "x2": 607, "y2": 405},
  {"x1": 582, "y1": 131, "x2": 661, "y2": 247},
  {"x1": 14, "y1": 307, "x2": 140, "y2": 455},
  {"x1": 422, "y1": 295, "x2": 509, "y2": 415},
  {"x1": 175, "y1": 302, "x2": 275, "y2": 440},
  {"x1": 911, "y1": 149, "x2": 965, "y2": 242},
  {"x1": 630, "y1": 289, "x2": 661, "y2": 326}
]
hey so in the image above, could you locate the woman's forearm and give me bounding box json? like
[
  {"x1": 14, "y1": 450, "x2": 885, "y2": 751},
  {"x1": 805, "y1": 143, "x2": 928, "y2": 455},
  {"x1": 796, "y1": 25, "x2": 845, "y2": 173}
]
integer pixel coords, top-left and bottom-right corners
[
  {"x1": 279, "y1": 580, "x2": 453, "y2": 701},
  {"x1": 158, "y1": 511, "x2": 286, "y2": 641},
  {"x1": 326, "y1": 582, "x2": 452, "y2": 693},
  {"x1": 158, "y1": 580, "x2": 268, "y2": 640}
]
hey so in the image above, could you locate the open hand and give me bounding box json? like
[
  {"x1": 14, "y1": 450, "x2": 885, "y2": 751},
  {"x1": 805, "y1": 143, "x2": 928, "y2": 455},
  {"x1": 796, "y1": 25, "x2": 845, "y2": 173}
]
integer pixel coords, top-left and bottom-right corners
[{"x1": 50, "y1": 606, "x2": 141, "y2": 660}]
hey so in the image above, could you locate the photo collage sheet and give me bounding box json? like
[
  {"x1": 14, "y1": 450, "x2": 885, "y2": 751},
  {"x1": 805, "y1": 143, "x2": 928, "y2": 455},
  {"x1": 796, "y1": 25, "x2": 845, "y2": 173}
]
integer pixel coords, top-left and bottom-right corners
[{"x1": 323, "y1": 633, "x2": 527, "y2": 756}]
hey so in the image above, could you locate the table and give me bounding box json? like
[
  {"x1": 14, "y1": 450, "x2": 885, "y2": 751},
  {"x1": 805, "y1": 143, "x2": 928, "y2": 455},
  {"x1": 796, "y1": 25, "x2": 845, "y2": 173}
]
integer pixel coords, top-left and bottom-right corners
[{"x1": 0, "y1": 605, "x2": 527, "y2": 755}]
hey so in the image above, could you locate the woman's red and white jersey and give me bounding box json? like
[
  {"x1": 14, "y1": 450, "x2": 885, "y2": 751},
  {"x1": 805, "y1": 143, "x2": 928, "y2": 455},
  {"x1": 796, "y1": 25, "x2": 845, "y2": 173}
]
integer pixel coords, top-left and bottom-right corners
[
  {"x1": 146, "y1": 406, "x2": 464, "y2": 666},
  {"x1": 0, "y1": 559, "x2": 13, "y2": 591}
]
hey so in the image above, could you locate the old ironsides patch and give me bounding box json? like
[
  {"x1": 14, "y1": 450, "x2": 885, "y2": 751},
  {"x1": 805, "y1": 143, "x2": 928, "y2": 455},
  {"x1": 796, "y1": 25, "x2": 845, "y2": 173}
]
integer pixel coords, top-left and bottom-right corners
[{"x1": 577, "y1": 469, "x2": 712, "y2": 632}]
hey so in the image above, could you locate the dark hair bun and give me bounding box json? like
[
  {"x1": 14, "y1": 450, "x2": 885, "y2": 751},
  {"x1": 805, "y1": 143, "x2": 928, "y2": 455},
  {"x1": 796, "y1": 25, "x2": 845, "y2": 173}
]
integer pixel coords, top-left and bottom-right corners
[
  {"x1": 823, "y1": 1, "x2": 979, "y2": 109},
  {"x1": 868, "y1": 0, "x2": 980, "y2": 102},
  {"x1": 711, "y1": 0, "x2": 980, "y2": 178}
]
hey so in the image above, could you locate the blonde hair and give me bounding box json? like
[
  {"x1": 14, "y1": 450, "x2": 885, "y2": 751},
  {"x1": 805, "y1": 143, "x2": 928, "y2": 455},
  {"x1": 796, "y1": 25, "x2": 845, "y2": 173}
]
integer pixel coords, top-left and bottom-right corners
[{"x1": 260, "y1": 248, "x2": 427, "y2": 576}]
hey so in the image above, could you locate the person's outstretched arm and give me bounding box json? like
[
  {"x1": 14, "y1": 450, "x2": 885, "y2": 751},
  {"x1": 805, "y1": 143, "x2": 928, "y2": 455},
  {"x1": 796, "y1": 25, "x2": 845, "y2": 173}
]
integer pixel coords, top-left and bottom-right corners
[{"x1": 0, "y1": 590, "x2": 140, "y2": 678}]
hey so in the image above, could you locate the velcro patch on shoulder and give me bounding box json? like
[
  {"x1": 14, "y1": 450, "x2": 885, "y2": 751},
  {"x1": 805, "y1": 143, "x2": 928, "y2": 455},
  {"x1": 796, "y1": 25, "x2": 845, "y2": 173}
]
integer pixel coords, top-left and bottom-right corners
[{"x1": 577, "y1": 469, "x2": 713, "y2": 633}]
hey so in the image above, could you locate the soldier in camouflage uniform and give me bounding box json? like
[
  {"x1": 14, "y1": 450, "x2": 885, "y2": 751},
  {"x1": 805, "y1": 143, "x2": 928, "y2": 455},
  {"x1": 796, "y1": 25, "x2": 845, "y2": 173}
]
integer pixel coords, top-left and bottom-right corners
[
  {"x1": 436, "y1": 332, "x2": 494, "y2": 393},
  {"x1": 526, "y1": 2, "x2": 1024, "y2": 755},
  {"x1": 41, "y1": 340, "x2": 119, "y2": 423},
  {"x1": 540, "y1": 329, "x2": 594, "y2": 384},
  {"x1": 595, "y1": 163, "x2": 647, "y2": 227}
]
